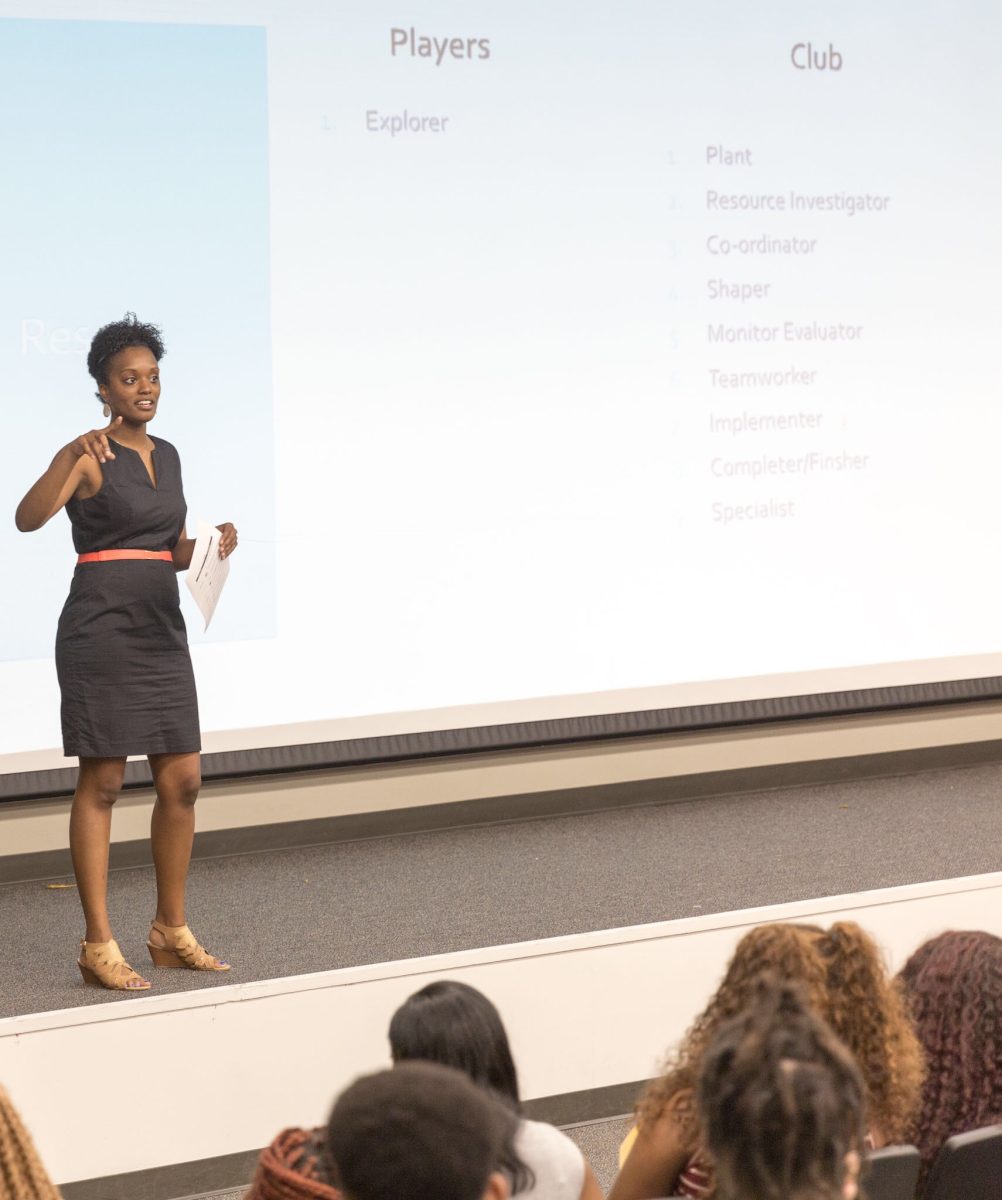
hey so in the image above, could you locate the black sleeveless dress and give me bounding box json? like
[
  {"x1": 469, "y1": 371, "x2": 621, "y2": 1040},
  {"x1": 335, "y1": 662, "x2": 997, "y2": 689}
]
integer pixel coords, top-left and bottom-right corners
[{"x1": 55, "y1": 436, "x2": 201, "y2": 758}]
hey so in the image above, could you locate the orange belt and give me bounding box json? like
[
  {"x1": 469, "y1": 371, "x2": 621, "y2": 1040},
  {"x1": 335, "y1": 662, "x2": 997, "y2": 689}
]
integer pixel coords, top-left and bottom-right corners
[{"x1": 77, "y1": 550, "x2": 173, "y2": 564}]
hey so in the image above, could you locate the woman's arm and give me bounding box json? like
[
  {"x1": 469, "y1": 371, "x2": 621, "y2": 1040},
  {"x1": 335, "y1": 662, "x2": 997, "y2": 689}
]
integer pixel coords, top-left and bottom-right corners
[
  {"x1": 171, "y1": 528, "x2": 196, "y2": 571},
  {"x1": 607, "y1": 1093, "x2": 698, "y2": 1200},
  {"x1": 15, "y1": 418, "x2": 120, "y2": 531},
  {"x1": 171, "y1": 522, "x2": 238, "y2": 572},
  {"x1": 578, "y1": 1160, "x2": 604, "y2": 1200}
]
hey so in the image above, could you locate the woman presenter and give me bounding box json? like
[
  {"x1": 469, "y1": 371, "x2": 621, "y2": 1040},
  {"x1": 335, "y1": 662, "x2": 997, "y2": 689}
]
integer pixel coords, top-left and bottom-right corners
[{"x1": 15, "y1": 314, "x2": 237, "y2": 991}]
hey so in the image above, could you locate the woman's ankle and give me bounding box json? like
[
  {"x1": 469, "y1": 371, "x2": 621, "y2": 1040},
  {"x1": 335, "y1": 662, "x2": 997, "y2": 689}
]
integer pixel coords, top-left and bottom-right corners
[{"x1": 152, "y1": 912, "x2": 186, "y2": 930}]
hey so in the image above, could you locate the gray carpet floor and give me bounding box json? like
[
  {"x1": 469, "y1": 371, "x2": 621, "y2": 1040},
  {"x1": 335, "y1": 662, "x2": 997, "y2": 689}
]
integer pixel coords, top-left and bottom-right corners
[
  {"x1": 3, "y1": 760, "x2": 1002, "y2": 1018},
  {"x1": 564, "y1": 1114, "x2": 634, "y2": 1193},
  {"x1": 177, "y1": 1192, "x2": 246, "y2": 1200}
]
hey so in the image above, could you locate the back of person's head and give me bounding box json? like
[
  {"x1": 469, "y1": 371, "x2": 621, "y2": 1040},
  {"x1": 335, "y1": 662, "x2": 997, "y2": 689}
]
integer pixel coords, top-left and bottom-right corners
[
  {"x1": 0, "y1": 1085, "x2": 61, "y2": 1200},
  {"x1": 711, "y1": 924, "x2": 830, "y2": 1019},
  {"x1": 326, "y1": 1061, "x2": 511, "y2": 1200},
  {"x1": 639, "y1": 922, "x2": 829, "y2": 1126},
  {"x1": 388, "y1": 980, "x2": 520, "y2": 1108},
  {"x1": 698, "y1": 980, "x2": 865, "y2": 1200},
  {"x1": 898, "y1": 929, "x2": 1002, "y2": 1182},
  {"x1": 810, "y1": 921, "x2": 924, "y2": 1142}
]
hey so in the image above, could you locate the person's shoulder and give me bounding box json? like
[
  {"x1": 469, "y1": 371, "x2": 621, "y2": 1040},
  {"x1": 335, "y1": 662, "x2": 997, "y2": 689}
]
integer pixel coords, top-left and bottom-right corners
[
  {"x1": 517, "y1": 1119, "x2": 585, "y2": 1191},
  {"x1": 518, "y1": 1117, "x2": 581, "y2": 1150},
  {"x1": 151, "y1": 436, "x2": 185, "y2": 476}
]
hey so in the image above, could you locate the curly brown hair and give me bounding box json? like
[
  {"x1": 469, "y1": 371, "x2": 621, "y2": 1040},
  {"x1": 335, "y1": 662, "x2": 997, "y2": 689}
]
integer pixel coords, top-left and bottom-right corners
[
  {"x1": 817, "y1": 921, "x2": 924, "y2": 1143},
  {"x1": 898, "y1": 930, "x2": 1002, "y2": 1185},
  {"x1": 638, "y1": 923, "x2": 829, "y2": 1133},
  {"x1": 638, "y1": 921, "x2": 923, "y2": 1150}
]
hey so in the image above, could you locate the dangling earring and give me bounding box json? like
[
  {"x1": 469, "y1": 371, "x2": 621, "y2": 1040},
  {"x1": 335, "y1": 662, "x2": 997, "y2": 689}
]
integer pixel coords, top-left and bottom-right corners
[{"x1": 103, "y1": 404, "x2": 111, "y2": 418}]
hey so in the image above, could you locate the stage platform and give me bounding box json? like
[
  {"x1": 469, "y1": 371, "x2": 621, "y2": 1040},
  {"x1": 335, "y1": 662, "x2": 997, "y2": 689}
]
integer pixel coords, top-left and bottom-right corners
[{"x1": 3, "y1": 761, "x2": 1002, "y2": 1197}]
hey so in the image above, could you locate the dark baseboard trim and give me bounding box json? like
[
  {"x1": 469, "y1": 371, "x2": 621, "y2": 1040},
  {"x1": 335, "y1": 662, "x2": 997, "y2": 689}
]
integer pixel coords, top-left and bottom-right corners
[
  {"x1": 523, "y1": 1078, "x2": 645, "y2": 1125},
  {"x1": 6, "y1": 737, "x2": 1002, "y2": 886},
  {"x1": 58, "y1": 1081, "x2": 648, "y2": 1200},
  {"x1": 8, "y1": 675, "x2": 1002, "y2": 803}
]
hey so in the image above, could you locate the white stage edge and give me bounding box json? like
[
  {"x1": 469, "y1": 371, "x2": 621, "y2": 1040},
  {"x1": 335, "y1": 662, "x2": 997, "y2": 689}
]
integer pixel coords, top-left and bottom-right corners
[{"x1": 3, "y1": 870, "x2": 1002, "y2": 1186}]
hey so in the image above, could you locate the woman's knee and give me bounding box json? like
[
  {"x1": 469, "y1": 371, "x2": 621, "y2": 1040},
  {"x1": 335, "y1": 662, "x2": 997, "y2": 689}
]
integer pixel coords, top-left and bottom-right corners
[
  {"x1": 150, "y1": 753, "x2": 201, "y2": 806},
  {"x1": 81, "y1": 784, "x2": 120, "y2": 809},
  {"x1": 76, "y1": 761, "x2": 125, "y2": 808},
  {"x1": 174, "y1": 767, "x2": 201, "y2": 805}
]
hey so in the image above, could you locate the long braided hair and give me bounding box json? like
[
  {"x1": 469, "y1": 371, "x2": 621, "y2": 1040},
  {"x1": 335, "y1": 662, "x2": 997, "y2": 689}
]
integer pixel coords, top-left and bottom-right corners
[
  {"x1": 0, "y1": 1085, "x2": 61, "y2": 1200},
  {"x1": 698, "y1": 980, "x2": 866, "y2": 1200}
]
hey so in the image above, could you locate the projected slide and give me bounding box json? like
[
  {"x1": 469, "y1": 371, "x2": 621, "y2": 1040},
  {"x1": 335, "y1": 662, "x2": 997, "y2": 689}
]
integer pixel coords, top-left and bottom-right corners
[
  {"x1": 2, "y1": 0, "x2": 1001, "y2": 775},
  {"x1": 0, "y1": 17, "x2": 274, "y2": 660}
]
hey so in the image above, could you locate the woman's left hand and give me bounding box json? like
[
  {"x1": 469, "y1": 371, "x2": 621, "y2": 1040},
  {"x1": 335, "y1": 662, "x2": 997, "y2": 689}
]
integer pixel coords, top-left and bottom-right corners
[{"x1": 216, "y1": 522, "x2": 238, "y2": 559}]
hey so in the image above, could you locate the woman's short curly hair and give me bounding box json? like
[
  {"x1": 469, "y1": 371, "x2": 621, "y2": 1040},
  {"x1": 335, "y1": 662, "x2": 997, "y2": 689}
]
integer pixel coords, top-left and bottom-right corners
[
  {"x1": 87, "y1": 313, "x2": 165, "y2": 396},
  {"x1": 898, "y1": 930, "x2": 1002, "y2": 1185},
  {"x1": 638, "y1": 921, "x2": 924, "y2": 1165}
]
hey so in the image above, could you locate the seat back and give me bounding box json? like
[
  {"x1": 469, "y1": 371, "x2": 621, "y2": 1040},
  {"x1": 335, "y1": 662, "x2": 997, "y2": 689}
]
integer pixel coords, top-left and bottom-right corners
[
  {"x1": 863, "y1": 1144, "x2": 920, "y2": 1200},
  {"x1": 922, "y1": 1125, "x2": 1002, "y2": 1200}
]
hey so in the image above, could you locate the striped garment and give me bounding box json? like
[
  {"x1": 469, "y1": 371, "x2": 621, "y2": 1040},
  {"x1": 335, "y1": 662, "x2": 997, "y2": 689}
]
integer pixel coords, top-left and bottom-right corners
[{"x1": 675, "y1": 1153, "x2": 713, "y2": 1197}]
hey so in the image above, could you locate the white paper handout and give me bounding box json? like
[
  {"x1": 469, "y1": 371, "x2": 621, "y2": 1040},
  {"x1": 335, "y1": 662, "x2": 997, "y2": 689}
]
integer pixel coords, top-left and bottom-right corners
[{"x1": 186, "y1": 518, "x2": 230, "y2": 630}]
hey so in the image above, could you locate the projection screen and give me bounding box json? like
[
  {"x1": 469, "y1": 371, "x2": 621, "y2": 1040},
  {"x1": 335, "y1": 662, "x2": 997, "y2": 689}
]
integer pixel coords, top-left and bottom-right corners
[{"x1": 3, "y1": 0, "x2": 1001, "y2": 795}]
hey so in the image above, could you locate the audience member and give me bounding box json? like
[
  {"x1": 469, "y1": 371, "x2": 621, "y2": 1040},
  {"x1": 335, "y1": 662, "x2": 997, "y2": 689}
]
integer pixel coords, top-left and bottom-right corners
[
  {"x1": 897, "y1": 929, "x2": 1002, "y2": 1187},
  {"x1": 0, "y1": 1085, "x2": 61, "y2": 1200},
  {"x1": 246, "y1": 980, "x2": 548, "y2": 1199},
  {"x1": 389, "y1": 980, "x2": 603, "y2": 1200},
  {"x1": 814, "y1": 921, "x2": 923, "y2": 1143},
  {"x1": 698, "y1": 981, "x2": 865, "y2": 1200},
  {"x1": 608, "y1": 921, "x2": 923, "y2": 1200},
  {"x1": 326, "y1": 1061, "x2": 512, "y2": 1200},
  {"x1": 245, "y1": 1123, "x2": 339, "y2": 1200}
]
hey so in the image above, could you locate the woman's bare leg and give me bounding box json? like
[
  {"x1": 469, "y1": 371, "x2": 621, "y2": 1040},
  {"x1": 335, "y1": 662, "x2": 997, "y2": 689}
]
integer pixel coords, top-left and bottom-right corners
[
  {"x1": 148, "y1": 751, "x2": 227, "y2": 968},
  {"x1": 149, "y1": 751, "x2": 201, "y2": 928},
  {"x1": 69, "y1": 756, "x2": 127, "y2": 943}
]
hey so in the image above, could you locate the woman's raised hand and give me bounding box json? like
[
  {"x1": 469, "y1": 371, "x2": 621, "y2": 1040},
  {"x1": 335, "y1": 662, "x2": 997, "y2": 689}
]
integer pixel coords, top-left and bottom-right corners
[{"x1": 70, "y1": 416, "x2": 123, "y2": 464}]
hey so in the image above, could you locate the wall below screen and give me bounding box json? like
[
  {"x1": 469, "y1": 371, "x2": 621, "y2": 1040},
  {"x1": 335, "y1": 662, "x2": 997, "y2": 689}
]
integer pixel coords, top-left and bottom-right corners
[
  {"x1": 2, "y1": 701, "x2": 1002, "y2": 863},
  {"x1": 3, "y1": 872, "x2": 1000, "y2": 1188}
]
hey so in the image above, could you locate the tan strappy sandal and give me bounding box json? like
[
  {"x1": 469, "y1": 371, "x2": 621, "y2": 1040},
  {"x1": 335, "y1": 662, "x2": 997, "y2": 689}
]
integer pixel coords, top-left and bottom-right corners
[
  {"x1": 147, "y1": 921, "x2": 230, "y2": 971},
  {"x1": 78, "y1": 938, "x2": 152, "y2": 991}
]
